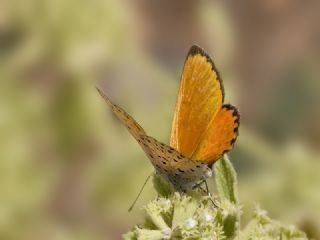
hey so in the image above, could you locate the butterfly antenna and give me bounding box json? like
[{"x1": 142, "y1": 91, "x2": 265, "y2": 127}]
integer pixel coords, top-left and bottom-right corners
[{"x1": 128, "y1": 173, "x2": 153, "y2": 212}]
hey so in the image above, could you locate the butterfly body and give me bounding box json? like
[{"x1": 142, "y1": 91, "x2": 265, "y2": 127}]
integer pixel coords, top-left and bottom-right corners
[
  {"x1": 97, "y1": 45, "x2": 239, "y2": 192},
  {"x1": 139, "y1": 135, "x2": 212, "y2": 191}
]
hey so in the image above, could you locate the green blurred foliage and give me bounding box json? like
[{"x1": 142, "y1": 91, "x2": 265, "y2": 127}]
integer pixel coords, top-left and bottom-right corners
[{"x1": 0, "y1": 0, "x2": 319, "y2": 239}]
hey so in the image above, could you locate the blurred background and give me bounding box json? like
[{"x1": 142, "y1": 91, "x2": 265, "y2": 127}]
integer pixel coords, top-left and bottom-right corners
[{"x1": 0, "y1": 0, "x2": 319, "y2": 239}]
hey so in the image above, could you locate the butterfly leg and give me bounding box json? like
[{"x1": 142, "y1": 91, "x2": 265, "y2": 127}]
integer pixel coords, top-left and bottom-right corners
[
  {"x1": 192, "y1": 179, "x2": 206, "y2": 190},
  {"x1": 203, "y1": 179, "x2": 209, "y2": 193},
  {"x1": 203, "y1": 180, "x2": 220, "y2": 208},
  {"x1": 193, "y1": 180, "x2": 219, "y2": 208}
]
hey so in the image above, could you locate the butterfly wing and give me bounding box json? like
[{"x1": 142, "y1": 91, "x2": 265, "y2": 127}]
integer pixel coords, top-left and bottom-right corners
[
  {"x1": 170, "y1": 45, "x2": 224, "y2": 158},
  {"x1": 97, "y1": 88, "x2": 211, "y2": 191},
  {"x1": 170, "y1": 46, "x2": 240, "y2": 165},
  {"x1": 192, "y1": 104, "x2": 240, "y2": 166},
  {"x1": 96, "y1": 87, "x2": 146, "y2": 139},
  {"x1": 139, "y1": 135, "x2": 212, "y2": 191}
]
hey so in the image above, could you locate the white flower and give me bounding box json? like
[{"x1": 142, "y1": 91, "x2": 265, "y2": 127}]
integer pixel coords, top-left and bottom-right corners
[
  {"x1": 222, "y1": 209, "x2": 229, "y2": 218},
  {"x1": 163, "y1": 199, "x2": 171, "y2": 208},
  {"x1": 256, "y1": 208, "x2": 267, "y2": 218},
  {"x1": 204, "y1": 211, "x2": 213, "y2": 222},
  {"x1": 202, "y1": 233, "x2": 216, "y2": 240},
  {"x1": 185, "y1": 218, "x2": 197, "y2": 229},
  {"x1": 288, "y1": 224, "x2": 296, "y2": 234},
  {"x1": 162, "y1": 228, "x2": 172, "y2": 239}
]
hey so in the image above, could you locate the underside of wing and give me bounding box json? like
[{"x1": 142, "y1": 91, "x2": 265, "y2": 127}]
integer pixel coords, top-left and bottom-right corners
[
  {"x1": 139, "y1": 135, "x2": 211, "y2": 191},
  {"x1": 192, "y1": 104, "x2": 240, "y2": 166},
  {"x1": 97, "y1": 87, "x2": 214, "y2": 191},
  {"x1": 170, "y1": 45, "x2": 224, "y2": 158},
  {"x1": 96, "y1": 87, "x2": 146, "y2": 139}
]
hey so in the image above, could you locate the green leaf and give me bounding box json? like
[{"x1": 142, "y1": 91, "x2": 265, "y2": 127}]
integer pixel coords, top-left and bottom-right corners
[
  {"x1": 122, "y1": 229, "x2": 138, "y2": 240},
  {"x1": 135, "y1": 228, "x2": 171, "y2": 240},
  {"x1": 153, "y1": 174, "x2": 174, "y2": 197},
  {"x1": 214, "y1": 155, "x2": 239, "y2": 204},
  {"x1": 215, "y1": 199, "x2": 241, "y2": 239}
]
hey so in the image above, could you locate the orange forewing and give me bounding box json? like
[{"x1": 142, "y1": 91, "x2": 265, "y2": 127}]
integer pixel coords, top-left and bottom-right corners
[
  {"x1": 192, "y1": 104, "x2": 240, "y2": 165},
  {"x1": 170, "y1": 45, "x2": 224, "y2": 158}
]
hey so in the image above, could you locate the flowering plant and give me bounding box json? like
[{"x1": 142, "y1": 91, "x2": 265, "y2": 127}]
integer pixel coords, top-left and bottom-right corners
[{"x1": 124, "y1": 156, "x2": 307, "y2": 240}]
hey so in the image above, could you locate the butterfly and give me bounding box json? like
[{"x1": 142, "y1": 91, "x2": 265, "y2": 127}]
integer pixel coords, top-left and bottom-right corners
[{"x1": 97, "y1": 45, "x2": 239, "y2": 192}]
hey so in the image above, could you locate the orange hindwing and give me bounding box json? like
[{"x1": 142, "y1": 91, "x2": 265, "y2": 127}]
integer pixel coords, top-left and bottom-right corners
[{"x1": 192, "y1": 104, "x2": 239, "y2": 165}]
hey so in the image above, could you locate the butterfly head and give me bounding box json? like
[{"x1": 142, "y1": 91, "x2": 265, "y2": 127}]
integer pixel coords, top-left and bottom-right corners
[{"x1": 203, "y1": 166, "x2": 212, "y2": 178}]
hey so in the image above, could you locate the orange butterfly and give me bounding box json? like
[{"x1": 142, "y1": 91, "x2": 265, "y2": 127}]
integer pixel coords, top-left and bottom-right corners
[{"x1": 97, "y1": 45, "x2": 239, "y2": 192}]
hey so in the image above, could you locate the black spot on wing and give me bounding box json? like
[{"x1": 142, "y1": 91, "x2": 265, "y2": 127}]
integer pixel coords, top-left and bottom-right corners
[
  {"x1": 124, "y1": 113, "x2": 130, "y2": 119},
  {"x1": 177, "y1": 154, "x2": 183, "y2": 159}
]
